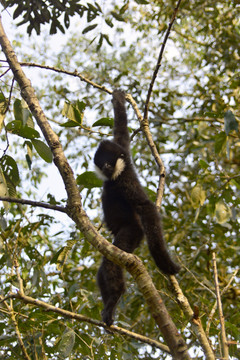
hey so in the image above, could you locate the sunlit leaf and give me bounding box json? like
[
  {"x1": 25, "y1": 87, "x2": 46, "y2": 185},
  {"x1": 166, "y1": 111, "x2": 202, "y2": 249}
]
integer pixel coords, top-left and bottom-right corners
[
  {"x1": 191, "y1": 185, "x2": 206, "y2": 209},
  {"x1": 214, "y1": 131, "x2": 227, "y2": 155},
  {"x1": 0, "y1": 92, "x2": 8, "y2": 133},
  {"x1": 0, "y1": 168, "x2": 9, "y2": 212},
  {"x1": 58, "y1": 329, "x2": 75, "y2": 359},
  {"x1": 62, "y1": 101, "x2": 83, "y2": 125},
  {"x1": 215, "y1": 201, "x2": 231, "y2": 224}
]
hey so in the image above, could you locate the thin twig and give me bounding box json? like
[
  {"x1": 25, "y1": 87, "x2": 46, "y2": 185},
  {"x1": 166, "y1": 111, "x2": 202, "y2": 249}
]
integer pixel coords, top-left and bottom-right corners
[
  {"x1": 14, "y1": 258, "x2": 24, "y2": 294},
  {"x1": 0, "y1": 196, "x2": 67, "y2": 213},
  {"x1": 144, "y1": 0, "x2": 182, "y2": 121},
  {"x1": 212, "y1": 252, "x2": 229, "y2": 360},
  {"x1": 206, "y1": 269, "x2": 238, "y2": 336},
  {"x1": 19, "y1": 61, "x2": 112, "y2": 94},
  {"x1": 126, "y1": 93, "x2": 166, "y2": 208},
  {"x1": 0, "y1": 67, "x2": 10, "y2": 77},
  {"x1": 129, "y1": 0, "x2": 182, "y2": 208}
]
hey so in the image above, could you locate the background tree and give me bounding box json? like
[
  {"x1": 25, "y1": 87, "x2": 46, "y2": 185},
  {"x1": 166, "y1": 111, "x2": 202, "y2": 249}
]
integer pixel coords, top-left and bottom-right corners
[{"x1": 0, "y1": 1, "x2": 239, "y2": 359}]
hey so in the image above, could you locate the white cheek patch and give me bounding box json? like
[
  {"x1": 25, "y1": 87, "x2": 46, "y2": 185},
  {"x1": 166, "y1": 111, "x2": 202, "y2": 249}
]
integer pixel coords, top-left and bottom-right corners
[
  {"x1": 94, "y1": 165, "x2": 108, "y2": 181},
  {"x1": 111, "y1": 158, "x2": 125, "y2": 180}
]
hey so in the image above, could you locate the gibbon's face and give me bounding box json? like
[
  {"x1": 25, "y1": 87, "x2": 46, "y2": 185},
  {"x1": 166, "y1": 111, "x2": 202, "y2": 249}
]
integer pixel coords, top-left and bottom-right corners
[{"x1": 94, "y1": 140, "x2": 126, "y2": 181}]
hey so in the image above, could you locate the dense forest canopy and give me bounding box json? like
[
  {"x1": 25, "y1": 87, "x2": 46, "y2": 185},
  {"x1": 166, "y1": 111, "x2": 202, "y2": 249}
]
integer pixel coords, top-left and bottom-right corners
[{"x1": 0, "y1": 1, "x2": 239, "y2": 359}]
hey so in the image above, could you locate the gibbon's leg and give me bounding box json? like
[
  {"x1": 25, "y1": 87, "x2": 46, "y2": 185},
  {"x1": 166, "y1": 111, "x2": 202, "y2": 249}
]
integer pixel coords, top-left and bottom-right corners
[
  {"x1": 97, "y1": 220, "x2": 144, "y2": 326},
  {"x1": 97, "y1": 258, "x2": 125, "y2": 326},
  {"x1": 137, "y1": 201, "x2": 180, "y2": 275}
]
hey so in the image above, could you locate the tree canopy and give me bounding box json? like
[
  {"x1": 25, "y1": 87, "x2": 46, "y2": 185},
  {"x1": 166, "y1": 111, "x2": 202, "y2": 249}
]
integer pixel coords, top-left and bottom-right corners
[{"x1": 0, "y1": 1, "x2": 239, "y2": 359}]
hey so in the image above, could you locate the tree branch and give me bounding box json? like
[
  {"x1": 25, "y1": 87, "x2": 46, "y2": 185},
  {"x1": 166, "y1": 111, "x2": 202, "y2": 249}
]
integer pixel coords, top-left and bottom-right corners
[
  {"x1": 212, "y1": 252, "x2": 229, "y2": 359},
  {"x1": 169, "y1": 275, "x2": 215, "y2": 360},
  {"x1": 127, "y1": 93, "x2": 166, "y2": 209},
  {"x1": 6, "y1": 291, "x2": 170, "y2": 354},
  {"x1": 0, "y1": 196, "x2": 67, "y2": 212},
  {"x1": 138, "y1": 0, "x2": 182, "y2": 208},
  {"x1": 0, "y1": 16, "x2": 191, "y2": 359},
  {"x1": 19, "y1": 61, "x2": 112, "y2": 94},
  {"x1": 206, "y1": 269, "x2": 238, "y2": 336}
]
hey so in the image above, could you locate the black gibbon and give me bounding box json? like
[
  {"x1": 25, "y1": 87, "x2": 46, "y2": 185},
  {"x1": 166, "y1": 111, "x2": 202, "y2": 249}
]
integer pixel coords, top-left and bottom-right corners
[{"x1": 94, "y1": 90, "x2": 180, "y2": 326}]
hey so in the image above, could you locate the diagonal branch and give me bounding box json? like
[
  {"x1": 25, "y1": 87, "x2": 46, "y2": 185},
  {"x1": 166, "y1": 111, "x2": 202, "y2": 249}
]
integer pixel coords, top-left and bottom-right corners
[
  {"x1": 19, "y1": 61, "x2": 112, "y2": 93},
  {"x1": 5, "y1": 292, "x2": 170, "y2": 354},
  {"x1": 169, "y1": 275, "x2": 215, "y2": 360},
  {"x1": 0, "y1": 17, "x2": 191, "y2": 359},
  {"x1": 127, "y1": 93, "x2": 166, "y2": 209},
  {"x1": 212, "y1": 252, "x2": 229, "y2": 359},
  {"x1": 144, "y1": 0, "x2": 182, "y2": 121},
  {"x1": 141, "y1": 0, "x2": 182, "y2": 208}
]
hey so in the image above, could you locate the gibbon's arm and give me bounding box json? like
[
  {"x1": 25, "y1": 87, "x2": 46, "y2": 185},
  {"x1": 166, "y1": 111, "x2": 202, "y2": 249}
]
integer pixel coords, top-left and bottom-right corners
[{"x1": 112, "y1": 90, "x2": 130, "y2": 150}]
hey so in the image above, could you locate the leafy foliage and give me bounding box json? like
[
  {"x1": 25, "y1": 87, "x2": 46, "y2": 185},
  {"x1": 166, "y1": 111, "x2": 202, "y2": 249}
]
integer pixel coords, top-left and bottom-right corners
[{"x1": 0, "y1": 0, "x2": 240, "y2": 359}]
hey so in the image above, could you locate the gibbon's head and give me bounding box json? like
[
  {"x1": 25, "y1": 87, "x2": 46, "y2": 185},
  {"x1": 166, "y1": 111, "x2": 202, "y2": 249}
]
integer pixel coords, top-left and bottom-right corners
[{"x1": 94, "y1": 140, "x2": 126, "y2": 181}]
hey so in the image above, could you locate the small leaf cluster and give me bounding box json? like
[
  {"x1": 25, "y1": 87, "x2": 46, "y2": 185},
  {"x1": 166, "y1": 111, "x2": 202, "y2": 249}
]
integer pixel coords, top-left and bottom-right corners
[{"x1": 3, "y1": 0, "x2": 101, "y2": 35}]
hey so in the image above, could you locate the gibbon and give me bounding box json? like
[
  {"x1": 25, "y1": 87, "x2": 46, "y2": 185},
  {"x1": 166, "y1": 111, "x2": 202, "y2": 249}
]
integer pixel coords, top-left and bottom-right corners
[{"x1": 94, "y1": 90, "x2": 180, "y2": 325}]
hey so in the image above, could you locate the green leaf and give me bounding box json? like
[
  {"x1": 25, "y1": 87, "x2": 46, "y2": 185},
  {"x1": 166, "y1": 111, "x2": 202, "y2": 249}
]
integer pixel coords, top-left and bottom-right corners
[
  {"x1": 102, "y1": 34, "x2": 113, "y2": 46},
  {"x1": 105, "y1": 18, "x2": 114, "y2": 28},
  {"x1": 0, "y1": 168, "x2": 9, "y2": 212},
  {"x1": 51, "y1": 239, "x2": 77, "y2": 267},
  {"x1": 224, "y1": 110, "x2": 238, "y2": 135},
  {"x1": 111, "y1": 11, "x2": 125, "y2": 22},
  {"x1": 24, "y1": 141, "x2": 33, "y2": 169},
  {"x1": 92, "y1": 117, "x2": 114, "y2": 127},
  {"x1": 215, "y1": 201, "x2": 231, "y2": 224},
  {"x1": 144, "y1": 187, "x2": 156, "y2": 202},
  {"x1": 13, "y1": 99, "x2": 23, "y2": 122},
  {"x1": 58, "y1": 329, "x2": 75, "y2": 359},
  {"x1": 76, "y1": 100, "x2": 86, "y2": 112},
  {"x1": 20, "y1": 126, "x2": 39, "y2": 139},
  {"x1": 77, "y1": 171, "x2": 103, "y2": 189},
  {"x1": 62, "y1": 102, "x2": 83, "y2": 125},
  {"x1": 32, "y1": 139, "x2": 53, "y2": 163},
  {"x1": 0, "y1": 92, "x2": 8, "y2": 133},
  {"x1": 13, "y1": 99, "x2": 32, "y2": 126},
  {"x1": 199, "y1": 159, "x2": 209, "y2": 170},
  {"x1": 0, "y1": 155, "x2": 20, "y2": 186},
  {"x1": 191, "y1": 185, "x2": 206, "y2": 209},
  {"x1": 60, "y1": 120, "x2": 80, "y2": 128},
  {"x1": 6, "y1": 121, "x2": 40, "y2": 139},
  {"x1": 135, "y1": 0, "x2": 149, "y2": 4},
  {"x1": 82, "y1": 24, "x2": 98, "y2": 34},
  {"x1": 214, "y1": 131, "x2": 227, "y2": 155},
  {"x1": 230, "y1": 178, "x2": 240, "y2": 190}
]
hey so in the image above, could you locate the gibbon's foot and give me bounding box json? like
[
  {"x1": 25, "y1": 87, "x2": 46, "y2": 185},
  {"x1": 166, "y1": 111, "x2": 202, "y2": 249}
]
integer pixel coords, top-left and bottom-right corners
[
  {"x1": 165, "y1": 260, "x2": 181, "y2": 275},
  {"x1": 101, "y1": 309, "x2": 114, "y2": 327},
  {"x1": 152, "y1": 251, "x2": 180, "y2": 275}
]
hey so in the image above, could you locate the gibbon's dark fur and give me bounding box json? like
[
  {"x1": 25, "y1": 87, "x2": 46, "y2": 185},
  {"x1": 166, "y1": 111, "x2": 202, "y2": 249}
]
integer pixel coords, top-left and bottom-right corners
[{"x1": 94, "y1": 90, "x2": 180, "y2": 326}]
